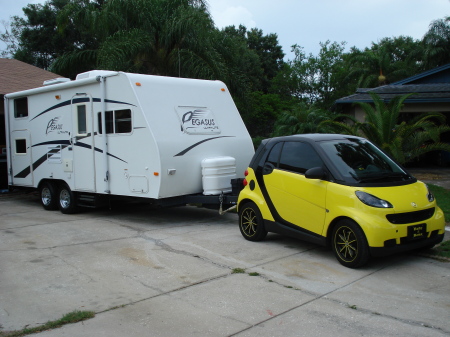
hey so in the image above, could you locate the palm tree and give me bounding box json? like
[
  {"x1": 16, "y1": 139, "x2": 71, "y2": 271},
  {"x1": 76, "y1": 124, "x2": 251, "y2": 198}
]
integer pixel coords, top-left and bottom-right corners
[
  {"x1": 344, "y1": 37, "x2": 421, "y2": 88},
  {"x1": 51, "y1": 0, "x2": 227, "y2": 80},
  {"x1": 319, "y1": 114, "x2": 362, "y2": 137},
  {"x1": 422, "y1": 16, "x2": 450, "y2": 69},
  {"x1": 272, "y1": 103, "x2": 335, "y2": 136},
  {"x1": 328, "y1": 92, "x2": 450, "y2": 165}
]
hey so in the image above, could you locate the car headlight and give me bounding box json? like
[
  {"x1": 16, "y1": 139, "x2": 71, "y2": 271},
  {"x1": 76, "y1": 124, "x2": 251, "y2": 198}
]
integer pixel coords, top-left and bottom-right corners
[
  {"x1": 426, "y1": 185, "x2": 435, "y2": 202},
  {"x1": 356, "y1": 191, "x2": 393, "y2": 208}
]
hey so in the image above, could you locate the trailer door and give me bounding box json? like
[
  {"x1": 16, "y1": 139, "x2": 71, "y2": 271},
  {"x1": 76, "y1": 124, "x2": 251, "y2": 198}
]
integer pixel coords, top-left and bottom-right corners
[
  {"x1": 10, "y1": 130, "x2": 33, "y2": 186},
  {"x1": 72, "y1": 95, "x2": 96, "y2": 191}
]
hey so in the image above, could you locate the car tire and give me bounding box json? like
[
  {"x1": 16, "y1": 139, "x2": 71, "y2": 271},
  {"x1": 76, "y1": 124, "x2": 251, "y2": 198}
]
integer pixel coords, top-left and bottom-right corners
[
  {"x1": 39, "y1": 181, "x2": 58, "y2": 210},
  {"x1": 58, "y1": 184, "x2": 78, "y2": 214},
  {"x1": 332, "y1": 219, "x2": 370, "y2": 268},
  {"x1": 239, "y1": 202, "x2": 267, "y2": 241}
]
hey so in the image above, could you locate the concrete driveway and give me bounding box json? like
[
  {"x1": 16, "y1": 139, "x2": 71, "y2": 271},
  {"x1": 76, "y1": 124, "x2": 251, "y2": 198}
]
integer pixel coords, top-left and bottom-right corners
[{"x1": 1, "y1": 192, "x2": 449, "y2": 336}]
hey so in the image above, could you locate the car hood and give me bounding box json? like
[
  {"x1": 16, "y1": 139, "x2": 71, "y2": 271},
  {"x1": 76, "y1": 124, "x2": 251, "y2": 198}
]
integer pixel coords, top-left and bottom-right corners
[{"x1": 358, "y1": 181, "x2": 434, "y2": 213}]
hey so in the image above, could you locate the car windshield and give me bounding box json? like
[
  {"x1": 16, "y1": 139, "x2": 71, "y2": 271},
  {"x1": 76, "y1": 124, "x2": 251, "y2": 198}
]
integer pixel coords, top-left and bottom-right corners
[{"x1": 318, "y1": 138, "x2": 412, "y2": 184}]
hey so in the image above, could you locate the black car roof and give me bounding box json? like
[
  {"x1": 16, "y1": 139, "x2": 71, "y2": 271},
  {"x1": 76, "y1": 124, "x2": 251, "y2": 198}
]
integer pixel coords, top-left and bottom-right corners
[{"x1": 265, "y1": 133, "x2": 365, "y2": 144}]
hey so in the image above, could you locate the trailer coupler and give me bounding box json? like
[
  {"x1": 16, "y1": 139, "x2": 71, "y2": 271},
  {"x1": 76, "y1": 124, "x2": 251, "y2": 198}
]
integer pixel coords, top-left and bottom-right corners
[{"x1": 218, "y1": 193, "x2": 237, "y2": 215}]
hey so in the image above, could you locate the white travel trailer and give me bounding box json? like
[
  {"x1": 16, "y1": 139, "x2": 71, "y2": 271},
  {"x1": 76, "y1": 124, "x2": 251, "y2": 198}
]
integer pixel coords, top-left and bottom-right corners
[{"x1": 4, "y1": 71, "x2": 254, "y2": 213}]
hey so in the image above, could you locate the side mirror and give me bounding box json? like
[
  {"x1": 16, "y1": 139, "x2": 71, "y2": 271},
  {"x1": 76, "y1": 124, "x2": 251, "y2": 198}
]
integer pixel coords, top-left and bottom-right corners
[{"x1": 305, "y1": 167, "x2": 326, "y2": 180}]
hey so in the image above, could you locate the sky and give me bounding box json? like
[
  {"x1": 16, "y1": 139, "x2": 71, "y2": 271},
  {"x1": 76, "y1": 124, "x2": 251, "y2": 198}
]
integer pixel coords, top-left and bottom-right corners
[{"x1": 0, "y1": 0, "x2": 449, "y2": 59}]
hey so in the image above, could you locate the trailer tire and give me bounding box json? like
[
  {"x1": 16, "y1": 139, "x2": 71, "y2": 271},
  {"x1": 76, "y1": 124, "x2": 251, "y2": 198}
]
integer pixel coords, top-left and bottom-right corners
[
  {"x1": 58, "y1": 184, "x2": 78, "y2": 214},
  {"x1": 39, "y1": 181, "x2": 58, "y2": 210}
]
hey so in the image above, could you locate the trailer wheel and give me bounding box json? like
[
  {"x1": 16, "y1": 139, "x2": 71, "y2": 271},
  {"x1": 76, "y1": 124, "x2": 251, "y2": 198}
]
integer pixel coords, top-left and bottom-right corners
[
  {"x1": 58, "y1": 184, "x2": 78, "y2": 214},
  {"x1": 39, "y1": 181, "x2": 58, "y2": 210}
]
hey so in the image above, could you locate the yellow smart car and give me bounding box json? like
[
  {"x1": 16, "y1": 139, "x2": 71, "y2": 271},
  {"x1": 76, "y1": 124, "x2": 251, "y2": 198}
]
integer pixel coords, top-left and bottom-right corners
[{"x1": 237, "y1": 134, "x2": 445, "y2": 268}]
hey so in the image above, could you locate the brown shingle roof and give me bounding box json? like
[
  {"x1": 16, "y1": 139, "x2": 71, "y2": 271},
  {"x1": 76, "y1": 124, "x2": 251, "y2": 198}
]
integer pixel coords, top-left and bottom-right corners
[{"x1": 0, "y1": 58, "x2": 61, "y2": 95}]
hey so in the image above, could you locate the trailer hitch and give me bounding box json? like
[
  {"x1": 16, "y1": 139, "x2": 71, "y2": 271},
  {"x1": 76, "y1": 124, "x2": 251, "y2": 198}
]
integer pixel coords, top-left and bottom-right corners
[{"x1": 218, "y1": 192, "x2": 237, "y2": 215}]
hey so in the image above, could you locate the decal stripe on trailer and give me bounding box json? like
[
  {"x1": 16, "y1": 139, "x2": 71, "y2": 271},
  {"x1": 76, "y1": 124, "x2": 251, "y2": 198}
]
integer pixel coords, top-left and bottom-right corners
[
  {"x1": 174, "y1": 136, "x2": 235, "y2": 157},
  {"x1": 30, "y1": 98, "x2": 136, "y2": 121},
  {"x1": 14, "y1": 141, "x2": 127, "y2": 179}
]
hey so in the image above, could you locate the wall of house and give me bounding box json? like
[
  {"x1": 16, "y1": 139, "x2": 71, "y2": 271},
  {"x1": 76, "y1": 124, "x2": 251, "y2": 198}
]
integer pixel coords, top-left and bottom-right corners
[
  {"x1": 350, "y1": 102, "x2": 450, "y2": 123},
  {"x1": 401, "y1": 102, "x2": 450, "y2": 113}
]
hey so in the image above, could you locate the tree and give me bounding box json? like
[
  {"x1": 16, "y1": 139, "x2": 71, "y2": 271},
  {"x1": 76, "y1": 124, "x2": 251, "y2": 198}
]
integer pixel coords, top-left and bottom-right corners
[
  {"x1": 326, "y1": 93, "x2": 450, "y2": 165},
  {"x1": 215, "y1": 25, "x2": 264, "y2": 94},
  {"x1": 216, "y1": 24, "x2": 288, "y2": 139},
  {"x1": 0, "y1": 0, "x2": 105, "y2": 70},
  {"x1": 0, "y1": 20, "x2": 20, "y2": 58},
  {"x1": 344, "y1": 37, "x2": 422, "y2": 88},
  {"x1": 219, "y1": 25, "x2": 284, "y2": 93},
  {"x1": 272, "y1": 103, "x2": 336, "y2": 136},
  {"x1": 51, "y1": 0, "x2": 227, "y2": 80},
  {"x1": 246, "y1": 27, "x2": 284, "y2": 93},
  {"x1": 273, "y1": 41, "x2": 347, "y2": 109},
  {"x1": 422, "y1": 16, "x2": 450, "y2": 69}
]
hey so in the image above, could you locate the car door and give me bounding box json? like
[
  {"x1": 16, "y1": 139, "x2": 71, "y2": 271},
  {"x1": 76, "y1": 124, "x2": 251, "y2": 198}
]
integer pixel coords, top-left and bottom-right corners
[{"x1": 262, "y1": 141, "x2": 328, "y2": 235}]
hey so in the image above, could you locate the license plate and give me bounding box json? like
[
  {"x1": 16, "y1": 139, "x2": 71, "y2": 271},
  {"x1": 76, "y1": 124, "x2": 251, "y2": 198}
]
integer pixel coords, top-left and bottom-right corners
[{"x1": 408, "y1": 223, "x2": 426, "y2": 240}]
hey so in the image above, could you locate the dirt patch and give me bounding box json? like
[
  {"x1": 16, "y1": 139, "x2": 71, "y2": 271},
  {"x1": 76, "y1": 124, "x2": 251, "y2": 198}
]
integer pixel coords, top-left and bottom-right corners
[{"x1": 413, "y1": 173, "x2": 444, "y2": 180}]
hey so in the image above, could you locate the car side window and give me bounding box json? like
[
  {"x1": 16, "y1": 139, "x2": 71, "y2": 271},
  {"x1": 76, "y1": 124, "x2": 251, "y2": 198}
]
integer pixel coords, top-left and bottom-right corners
[
  {"x1": 278, "y1": 141, "x2": 323, "y2": 174},
  {"x1": 266, "y1": 142, "x2": 283, "y2": 167}
]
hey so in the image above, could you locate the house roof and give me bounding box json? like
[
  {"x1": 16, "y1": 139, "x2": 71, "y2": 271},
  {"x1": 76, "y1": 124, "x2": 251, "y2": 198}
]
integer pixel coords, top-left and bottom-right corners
[
  {"x1": 0, "y1": 58, "x2": 60, "y2": 95},
  {"x1": 392, "y1": 63, "x2": 450, "y2": 85},
  {"x1": 335, "y1": 63, "x2": 450, "y2": 105},
  {"x1": 335, "y1": 83, "x2": 450, "y2": 104}
]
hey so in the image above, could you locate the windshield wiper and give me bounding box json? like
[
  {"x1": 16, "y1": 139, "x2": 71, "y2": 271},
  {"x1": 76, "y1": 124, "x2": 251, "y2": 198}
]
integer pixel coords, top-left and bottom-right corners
[{"x1": 355, "y1": 172, "x2": 410, "y2": 183}]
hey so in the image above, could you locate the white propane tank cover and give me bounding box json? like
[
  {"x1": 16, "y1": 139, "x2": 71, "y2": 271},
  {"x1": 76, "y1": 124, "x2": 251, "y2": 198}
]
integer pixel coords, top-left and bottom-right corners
[{"x1": 201, "y1": 156, "x2": 237, "y2": 195}]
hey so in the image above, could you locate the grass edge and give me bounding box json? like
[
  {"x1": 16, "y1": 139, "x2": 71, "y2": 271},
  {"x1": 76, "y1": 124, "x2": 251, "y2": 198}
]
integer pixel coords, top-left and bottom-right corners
[{"x1": 0, "y1": 310, "x2": 95, "y2": 337}]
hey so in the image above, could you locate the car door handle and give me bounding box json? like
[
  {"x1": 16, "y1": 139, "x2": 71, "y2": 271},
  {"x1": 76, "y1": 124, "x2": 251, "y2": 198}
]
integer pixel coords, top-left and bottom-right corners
[{"x1": 263, "y1": 163, "x2": 275, "y2": 175}]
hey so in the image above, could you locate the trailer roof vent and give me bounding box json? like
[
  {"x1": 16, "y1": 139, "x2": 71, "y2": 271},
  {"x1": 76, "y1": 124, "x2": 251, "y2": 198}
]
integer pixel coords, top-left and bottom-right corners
[
  {"x1": 75, "y1": 70, "x2": 118, "y2": 80},
  {"x1": 43, "y1": 78, "x2": 71, "y2": 86}
]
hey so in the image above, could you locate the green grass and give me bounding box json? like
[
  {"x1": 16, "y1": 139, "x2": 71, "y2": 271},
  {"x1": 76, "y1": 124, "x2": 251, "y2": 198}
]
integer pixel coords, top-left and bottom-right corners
[
  {"x1": 231, "y1": 268, "x2": 246, "y2": 274},
  {"x1": 424, "y1": 184, "x2": 450, "y2": 259},
  {"x1": 428, "y1": 184, "x2": 450, "y2": 222},
  {"x1": 432, "y1": 240, "x2": 450, "y2": 258},
  {"x1": 0, "y1": 310, "x2": 95, "y2": 337}
]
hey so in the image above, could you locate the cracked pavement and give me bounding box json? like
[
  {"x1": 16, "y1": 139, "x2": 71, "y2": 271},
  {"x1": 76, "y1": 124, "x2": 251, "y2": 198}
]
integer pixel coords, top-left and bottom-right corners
[{"x1": 1, "y1": 192, "x2": 449, "y2": 336}]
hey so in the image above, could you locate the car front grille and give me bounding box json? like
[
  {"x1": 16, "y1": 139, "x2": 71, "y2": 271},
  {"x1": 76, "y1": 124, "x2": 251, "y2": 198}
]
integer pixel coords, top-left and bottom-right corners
[{"x1": 386, "y1": 207, "x2": 435, "y2": 224}]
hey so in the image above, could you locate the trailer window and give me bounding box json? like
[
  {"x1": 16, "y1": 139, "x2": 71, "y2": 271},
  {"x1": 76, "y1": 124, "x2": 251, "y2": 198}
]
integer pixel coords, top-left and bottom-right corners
[
  {"x1": 15, "y1": 139, "x2": 27, "y2": 154},
  {"x1": 77, "y1": 105, "x2": 87, "y2": 134},
  {"x1": 115, "y1": 109, "x2": 132, "y2": 133},
  {"x1": 98, "y1": 109, "x2": 131, "y2": 134},
  {"x1": 14, "y1": 97, "x2": 28, "y2": 118},
  {"x1": 98, "y1": 111, "x2": 113, "y2": 134}
]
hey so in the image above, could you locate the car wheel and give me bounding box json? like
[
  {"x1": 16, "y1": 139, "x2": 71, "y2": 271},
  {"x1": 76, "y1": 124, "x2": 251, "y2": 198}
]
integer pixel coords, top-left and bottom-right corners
[
  {"x1": 58, "y1": 184, "x2": 78, "y2": 214},
  {"x1": 239, "y1": 202, "x2": 267, "y2": 241},
  {"x1": 332, "y1": 219, "x2": 369, "y2": 268},
  {"x1": 39, "y1": 181, "x2": 58, "y2": 210}
]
